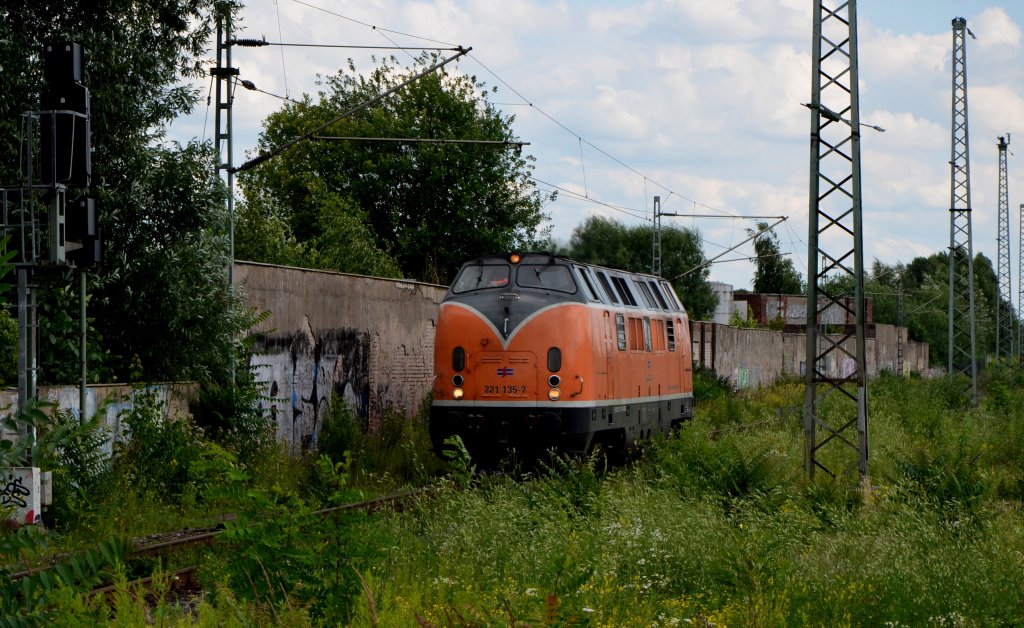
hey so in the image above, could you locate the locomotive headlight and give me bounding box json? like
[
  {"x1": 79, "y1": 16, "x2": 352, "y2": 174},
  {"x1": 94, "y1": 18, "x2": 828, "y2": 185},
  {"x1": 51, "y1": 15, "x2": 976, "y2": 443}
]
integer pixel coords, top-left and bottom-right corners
[
  {"x1": 548, "y1": 388, "x2": 561, "y2": 401},
  {"x1": 453, "y1": 387, "x2": 464, "y2": 400},
  {"x1": 452, "y1": 374, "x2": 464, "y2": 387}
]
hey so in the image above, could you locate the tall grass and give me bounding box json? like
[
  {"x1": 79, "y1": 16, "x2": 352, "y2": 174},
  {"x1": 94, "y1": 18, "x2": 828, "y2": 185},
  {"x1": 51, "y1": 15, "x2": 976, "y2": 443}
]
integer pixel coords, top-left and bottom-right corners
[
  {"x1": 344, "y1": 374, "x2": 1024, "y2": 626},
  {"x1": 19, "y1": 372, "x2": 1024, "y2": 625}
]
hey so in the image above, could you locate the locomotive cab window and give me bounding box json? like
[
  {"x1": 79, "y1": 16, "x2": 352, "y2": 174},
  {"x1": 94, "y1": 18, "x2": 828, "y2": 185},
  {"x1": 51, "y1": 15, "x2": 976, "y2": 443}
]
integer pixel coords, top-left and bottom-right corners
[
  {"x1": 667, "y1": 319, "x2": 676, "y2": 351},
  {"x1": 517, "y1": 264, "x2": 577, "y2": 293},
  {"x1": 634, "y1": 280, "x2": 656, "y2": 309},
  {"x1": 575, "y1": 266, "x2": 603, "y2": 303},
  {"x1": 596, "y1": 271, "x2": 619, "y2": 304},
  {"x1": 661, "y1": 280, "x2": 684, "y2": 312},
  {"x1": 649, "y1": 281, "x2": 670, "y2": 310},
  {"x1": 615, "y1": 314, "x2": 627, "y2": 350},
  {"x1": 612, "y1": 275, "x2": 638, "y2": 306},
  {"x1": 452, "y1": 263, "x2": 511, "y2": 293}
]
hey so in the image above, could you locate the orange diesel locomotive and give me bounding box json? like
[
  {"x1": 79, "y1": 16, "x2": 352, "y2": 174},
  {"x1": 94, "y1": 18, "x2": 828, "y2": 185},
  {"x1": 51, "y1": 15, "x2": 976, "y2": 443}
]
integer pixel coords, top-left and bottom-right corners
[{"x1": 430, "y1": 252, "x2": 694, "y2": 460}]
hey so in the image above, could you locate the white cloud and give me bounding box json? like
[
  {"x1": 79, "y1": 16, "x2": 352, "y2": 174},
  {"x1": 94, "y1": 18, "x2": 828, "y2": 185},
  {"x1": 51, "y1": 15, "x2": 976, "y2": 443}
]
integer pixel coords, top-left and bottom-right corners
[{"x1": 166, "y1": 1, "x2": 1024, "y2": 293}]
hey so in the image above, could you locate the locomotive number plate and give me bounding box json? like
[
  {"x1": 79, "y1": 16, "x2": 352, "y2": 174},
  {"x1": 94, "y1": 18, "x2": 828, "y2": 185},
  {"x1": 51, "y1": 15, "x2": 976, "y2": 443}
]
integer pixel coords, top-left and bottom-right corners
[{"x1": 484, "y1": 385, "x2": 528, "y2": 395}]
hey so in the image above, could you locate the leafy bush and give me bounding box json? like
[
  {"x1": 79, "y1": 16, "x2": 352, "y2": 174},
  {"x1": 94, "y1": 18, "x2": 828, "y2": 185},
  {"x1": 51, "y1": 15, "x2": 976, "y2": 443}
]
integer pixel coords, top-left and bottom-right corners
[
  {"x1": 189, "y1": 369, "x2": 275, "y2": 465},
  {"x1": 645, "y1": 425, "x2": 785, "y2": 501},
  {"x1": 114, "y1": 388, "x2": 203, "y2": 499},
  {"x1": 0, "y1": 527, "x2": 129, "y2": 625},
  {"x1": 890, "y1": 439, "x2": 989, "y2": 515},
  {"x1": 36, "y1": 407, "x2": 114, "y2": 528},
  {"x1": 0, "y1": 306, "x2": 16, "y2": 386},
  {"x1": 693, "y1": 365, "x2": 732, "y2": 402},
  {"x1": 319, "y1": 399, "x2": 441, "y2": 488},
  {"x1": 206, "y1": 467, "x2": 382, "y2": 625}
]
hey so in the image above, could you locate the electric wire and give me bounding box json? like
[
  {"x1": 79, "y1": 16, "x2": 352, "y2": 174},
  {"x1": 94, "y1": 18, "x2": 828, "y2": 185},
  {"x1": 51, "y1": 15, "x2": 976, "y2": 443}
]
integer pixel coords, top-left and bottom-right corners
[
  {"x1": 267, "y1": 4, "x2": 739, "y2": 245},
  {"x1": 275, "y1": 0, "x2": 291, "y2": 100},
  {"x1": 201, "y1": 74, "x2": 214, "y2": 143},
  {"x1": 467, "y1": 51, "x2": 737, "y2": 218},
  {"x1": 273, "y1": 2, "x2": 744, "y2": 226},
  {"x1": 530, "y1": 176, "x2": 648, "y2": 222},
  {"x1": 244, "y1": 41, "x2": 460, "y2": 50},
  {"x1": 289, "y1": 0, "x2": 458, "y2": 48}
]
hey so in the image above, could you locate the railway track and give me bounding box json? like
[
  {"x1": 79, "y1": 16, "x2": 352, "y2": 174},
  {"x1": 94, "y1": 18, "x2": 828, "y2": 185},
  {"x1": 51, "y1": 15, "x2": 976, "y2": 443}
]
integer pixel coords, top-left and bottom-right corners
[{"x1": 6, "y1": 489, "x2": 425, "y2": 594}]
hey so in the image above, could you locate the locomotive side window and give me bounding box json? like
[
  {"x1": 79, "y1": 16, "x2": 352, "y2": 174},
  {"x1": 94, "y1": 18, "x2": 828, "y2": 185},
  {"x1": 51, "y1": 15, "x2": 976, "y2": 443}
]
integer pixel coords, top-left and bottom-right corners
[
  {"x1": 547, "y1": 347, "x2": 562, "y2": 372},
  {"x1": 649, "y1": 280, "x2": 670, "y2": 310},
  {"x1": 575, "y1": 266, "x2": 603, "y2": 302},
  {"x1": 660, "y1": 280, "x2": 684, "y2": 312},
  {"x1": 452, "y1": 346, "x2": 465, "y2": 371},
  {"x1": 613, "y1": 276, "x2": 638, "y2": 306},
  {"x1": 517, "y1": 264, "x2": 577, "y2": 294},
  {"x1": 615, "y1": 314, "x2": 627, "y2": 350},
  {"x1": 643, "y1": 317, "x2": 653, "y2": 351},
  {"x1": 667, "y1": 319, "x2": 676, "y2": 351},
  {"x1": 634, "y1": 280, "x2": 656, "y2": 309},
  {"x1": 596, "y1": 271, "x2": 619, "y2": 304},
  {"x1": 452, "y1": 263, "x2": 511, "y2": 293}
]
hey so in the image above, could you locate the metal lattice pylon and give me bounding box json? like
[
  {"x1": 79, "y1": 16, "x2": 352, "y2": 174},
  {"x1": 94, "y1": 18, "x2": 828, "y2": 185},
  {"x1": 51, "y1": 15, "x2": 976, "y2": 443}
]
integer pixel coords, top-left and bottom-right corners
[
  {"x1": 213, "y1": 8, "x2": 236, "y2": 284},
  {"x1": 804, "y1": 0, "x2": 869, "y2": 482},
  {"x1": 996, "y1": 135, "x2": 1013, "y2": 360},
  {"x1": 652, "y1": 196, "x2": 662, "y2": 276},
  {"x1": 1019, "y1": 200, "x2": 1024, "y2": 361},
  {"x1": 948, "y1": 18, "x2": 978, "y2": 402}
]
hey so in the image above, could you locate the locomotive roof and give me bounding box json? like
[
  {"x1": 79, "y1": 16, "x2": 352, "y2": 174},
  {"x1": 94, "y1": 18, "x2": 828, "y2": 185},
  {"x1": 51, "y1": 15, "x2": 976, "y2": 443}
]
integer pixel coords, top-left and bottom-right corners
[
  {"x1": 465, "y1": 252, "x2": 669, "y2": 283},
  {"x1": 450, "y1": 252, "x2": 686, "y2": 315}
]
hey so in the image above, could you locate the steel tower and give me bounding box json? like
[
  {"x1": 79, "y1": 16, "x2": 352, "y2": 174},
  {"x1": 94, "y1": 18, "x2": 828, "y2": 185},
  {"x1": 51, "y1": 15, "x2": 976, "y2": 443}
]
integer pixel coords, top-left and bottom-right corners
[
  {"x1": 804, "y1": 0, "x2": 869, "y2": 482},
  {"x1": 996, "y1": 135, "x2": 1013, "y2": 360},
  {"x1": 212, "y1": 8, "x2": 236, "y2": 285},
  {"x1": 948, "y1": 18, "x2": 978, "y2": 402},
  {"x1": 1019, "y1": 200, "x2": 1024, "y2": 360}
]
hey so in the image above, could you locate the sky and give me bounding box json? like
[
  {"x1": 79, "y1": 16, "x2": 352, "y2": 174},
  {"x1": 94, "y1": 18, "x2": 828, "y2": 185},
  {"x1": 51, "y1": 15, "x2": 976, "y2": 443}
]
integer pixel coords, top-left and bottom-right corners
[{"x1": 169, "y1": 1, "x2": 1024, "y2": 295}]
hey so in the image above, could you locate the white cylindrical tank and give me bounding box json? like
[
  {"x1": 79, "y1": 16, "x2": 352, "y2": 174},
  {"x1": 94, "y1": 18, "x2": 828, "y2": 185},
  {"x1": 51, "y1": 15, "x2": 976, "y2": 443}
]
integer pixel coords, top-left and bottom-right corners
[{"x1": 710, "y1": 281, "x2": 734, "y2": 324}]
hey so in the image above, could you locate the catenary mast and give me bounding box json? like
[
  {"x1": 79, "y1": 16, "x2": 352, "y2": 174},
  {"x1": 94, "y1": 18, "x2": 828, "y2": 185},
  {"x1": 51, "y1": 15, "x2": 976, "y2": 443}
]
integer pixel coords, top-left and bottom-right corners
[
  {"x1": 804, "y1": 0, "x2": 870, "y2": 483},
  {"x1": 997, "y1": 134, "x2": 1013, "y2": 360},
  {"x1": 948, "y1": 17, "x2": 978, "y2": 402}
]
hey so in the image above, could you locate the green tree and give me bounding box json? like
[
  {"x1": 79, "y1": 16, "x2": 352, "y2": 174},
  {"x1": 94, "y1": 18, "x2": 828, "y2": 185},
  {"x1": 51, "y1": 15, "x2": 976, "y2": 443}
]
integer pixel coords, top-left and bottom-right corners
[
  {"x1": 237, "y1": 53, "x2": 552, "y2": 284},
  {"x1": 0, "y1": 0, "x2": 255, "y2": 383},
  {"x1": 870, "y1": 252, "x2": 1008, "y2": 369},
  {"x1": 561, "y1": 215, "x2": 717, "y2": 320},
  {"x1": 748, "y1": 222, "x2": 803, "y2": 294}
]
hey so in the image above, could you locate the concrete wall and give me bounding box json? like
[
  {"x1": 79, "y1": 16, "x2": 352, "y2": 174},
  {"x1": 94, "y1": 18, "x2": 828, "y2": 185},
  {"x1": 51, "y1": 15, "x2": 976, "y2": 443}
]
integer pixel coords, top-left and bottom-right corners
[
  {"x1": 690, "y1": 320, "x2": 930, "y2": 389},
  {"x1": 234, "y1": 262, "x2": 446, "y2": 452},
  {"x1": 0, "y1": 383, "x2": 197, "y2": 456}
]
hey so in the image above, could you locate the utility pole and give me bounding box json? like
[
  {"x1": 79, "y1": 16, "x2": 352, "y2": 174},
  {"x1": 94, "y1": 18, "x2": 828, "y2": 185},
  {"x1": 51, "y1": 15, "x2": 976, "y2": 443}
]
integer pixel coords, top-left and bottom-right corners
[
  {"x1": 1019, "y1": 201, "x2": 1024, "y2": 361},
  {"x1": 948, "y1": 17, "x2": 978, "y2": 403},
  {"x1": 897, "y1": 277, "x2": 905, "y2": 375},
  {"x1": 652, "y1": 196, "x2": 662, "y2": 276},
  {"x1": 996, "y1": 134, "x2": 1013, "y2": 361},
  {"x1": 212, "y1": 9, "x2": 237, "y2": 286},
  {"x1": 804, "y1": 0, "x2": 870, "y2": 484}
]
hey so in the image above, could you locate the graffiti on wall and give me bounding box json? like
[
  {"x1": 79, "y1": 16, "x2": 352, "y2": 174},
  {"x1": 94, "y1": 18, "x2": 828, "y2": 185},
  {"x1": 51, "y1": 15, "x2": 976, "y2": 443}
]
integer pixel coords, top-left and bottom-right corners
[
  {"x1": 250, "y1": 319, "x2": 370, "y2": 453},
  {"x1": 43, "y1": 385, "x2": 182, "y2": 457},
  {"x1": 1, "y1": 468, "x2": 40, "y2": 525}
]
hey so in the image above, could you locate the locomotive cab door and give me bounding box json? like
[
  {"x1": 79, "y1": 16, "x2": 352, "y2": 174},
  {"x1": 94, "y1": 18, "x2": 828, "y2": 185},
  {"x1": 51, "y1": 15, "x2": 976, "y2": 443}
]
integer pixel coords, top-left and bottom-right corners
[{"x1": 600, "y1": 311, "x2": 613, "y2": 401}]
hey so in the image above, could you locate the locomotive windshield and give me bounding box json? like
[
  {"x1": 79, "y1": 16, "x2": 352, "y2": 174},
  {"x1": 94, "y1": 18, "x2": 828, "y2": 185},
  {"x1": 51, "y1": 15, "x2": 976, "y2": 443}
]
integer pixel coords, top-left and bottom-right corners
[
  {"x1": 516, "y1": 264, "x2": 577, "y2": 294},
  {"x1": 451, "y1": 261, "x2": 578, "y2": 295},
  {"x1": 451, "y1": 263, "x2": 511, "y2": 293}
]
